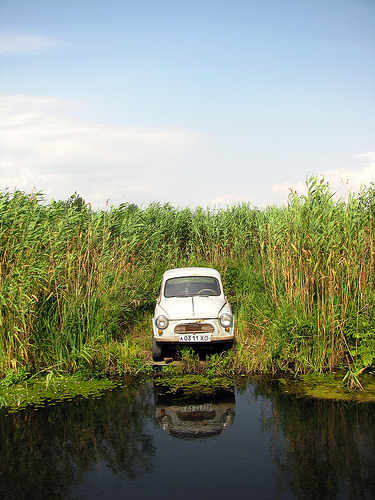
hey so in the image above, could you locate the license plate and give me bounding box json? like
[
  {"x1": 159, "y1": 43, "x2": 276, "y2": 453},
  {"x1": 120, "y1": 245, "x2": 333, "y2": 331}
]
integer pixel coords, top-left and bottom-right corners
[
  {"x1": 181, "y1": 404, "x2": 213, "y2": 412},
  {"x1": 179, "y1": 334, "x2": 211, "y2": 342}
]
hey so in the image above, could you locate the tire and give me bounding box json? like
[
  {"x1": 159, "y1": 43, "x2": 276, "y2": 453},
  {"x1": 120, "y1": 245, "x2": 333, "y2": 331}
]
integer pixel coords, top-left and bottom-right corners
[{"x1": 152, "y1": 337, "x2": 163, "y2": 361}]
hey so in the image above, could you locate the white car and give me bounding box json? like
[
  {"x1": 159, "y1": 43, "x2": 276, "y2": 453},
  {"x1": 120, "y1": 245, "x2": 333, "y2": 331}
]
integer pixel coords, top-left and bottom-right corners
[
  {"x1": 152, "y1": 267, "x2": 234, "y2": 361},
  {"x1": 155, "y1": 400, "x2": 235, "y2": 439}
]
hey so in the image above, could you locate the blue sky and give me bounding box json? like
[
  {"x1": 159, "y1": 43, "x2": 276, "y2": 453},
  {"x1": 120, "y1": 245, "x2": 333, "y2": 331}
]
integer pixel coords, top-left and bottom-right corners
[{"x1": 0, "y1": 0, "x2": 374, "y2": 208}]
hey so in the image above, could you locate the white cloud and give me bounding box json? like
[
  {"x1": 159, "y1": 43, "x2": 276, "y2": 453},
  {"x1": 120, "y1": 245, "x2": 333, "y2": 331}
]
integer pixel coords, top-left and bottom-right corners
[
  {"x1": 207, "y1": 193, "x2": 255, "y2": 207},
  {"x1": 271, "y1": 154, "x2": 375, "y2": 205},
  {"x1": 1, "y1": 94, "x2": 373, "y2": 210},
  {"x1": 0, "y1": 95, "x2": 200, "y2": 207},
  {"x1": 322, "y1": 152, "x2": 375, "y2": 191},
  {"x1": 0, "y1": 34, "x2": 65, "y2": 55}
]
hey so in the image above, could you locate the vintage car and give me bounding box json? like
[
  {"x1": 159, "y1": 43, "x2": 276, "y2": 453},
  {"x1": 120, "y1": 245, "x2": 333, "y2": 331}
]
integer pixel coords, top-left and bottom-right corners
[
  {"x1": 152, "y1": 267, "x2": 234, "y2": 361},
  {"x1": 155, "y1": 396, "x2": 235, "y2": 439}
]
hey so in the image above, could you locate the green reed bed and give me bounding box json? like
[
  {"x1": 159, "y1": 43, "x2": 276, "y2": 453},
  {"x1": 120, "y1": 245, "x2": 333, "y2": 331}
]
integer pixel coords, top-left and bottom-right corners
[{"x1": 0, "y1": 177, "x2": 374, "y2": 383}]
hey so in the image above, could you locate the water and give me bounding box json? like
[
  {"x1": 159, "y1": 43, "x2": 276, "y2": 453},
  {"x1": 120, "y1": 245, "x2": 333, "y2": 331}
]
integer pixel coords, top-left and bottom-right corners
[{"x1": 0, "y1": 377, "x2": 374, "y2": 500}]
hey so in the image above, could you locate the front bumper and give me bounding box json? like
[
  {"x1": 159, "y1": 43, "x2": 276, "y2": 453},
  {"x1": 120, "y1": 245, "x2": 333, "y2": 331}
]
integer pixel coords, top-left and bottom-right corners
[
  {"x1": 154, "y1": 334, "x2": 234, "y2": 343},
  {"x1": 153, "y1": 318, "x2": 234, "y2": 343}
]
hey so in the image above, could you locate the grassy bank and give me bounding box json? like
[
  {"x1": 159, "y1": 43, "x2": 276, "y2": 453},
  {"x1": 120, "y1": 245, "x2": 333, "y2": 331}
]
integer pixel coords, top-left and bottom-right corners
[{"x1": 0, "y1": 176, "x2": 374, "y2": 383}]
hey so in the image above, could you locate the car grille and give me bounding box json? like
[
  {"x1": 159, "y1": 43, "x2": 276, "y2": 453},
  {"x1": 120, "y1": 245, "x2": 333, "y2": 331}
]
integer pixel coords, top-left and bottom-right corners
[
  {"x1": 176, "y1": 411, "x2": 216, "y2": 421},
  {"x1": 174, "y1": 323, "x2": 214, "y2": 334}
]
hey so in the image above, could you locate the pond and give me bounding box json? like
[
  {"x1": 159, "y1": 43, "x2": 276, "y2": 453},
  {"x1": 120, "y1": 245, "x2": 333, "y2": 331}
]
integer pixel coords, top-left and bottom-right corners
[{"x1": 0, "y1": 376, "x2": 374, "y2": 500}]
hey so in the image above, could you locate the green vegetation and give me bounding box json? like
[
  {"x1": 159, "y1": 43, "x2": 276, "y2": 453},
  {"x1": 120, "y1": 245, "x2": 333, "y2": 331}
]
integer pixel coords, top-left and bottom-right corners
[
  {"x1": 0, "y1": 374, "x2": 118, "y2": 414},
  {"x1": 153, "y1": 373, "x2": 234, "y2": 399},
  {"x1": 286, "y1": 372, "x2": 375, "y2": 403},
  {"x1": 0, "y1": 176, "x2": 374, "y2": 388}
]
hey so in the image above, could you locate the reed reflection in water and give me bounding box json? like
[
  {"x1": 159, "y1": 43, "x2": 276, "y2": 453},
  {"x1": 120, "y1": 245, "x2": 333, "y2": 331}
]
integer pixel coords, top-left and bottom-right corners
[{"x1": 0, "y1": 378, "x2": 374, "y2": 499}]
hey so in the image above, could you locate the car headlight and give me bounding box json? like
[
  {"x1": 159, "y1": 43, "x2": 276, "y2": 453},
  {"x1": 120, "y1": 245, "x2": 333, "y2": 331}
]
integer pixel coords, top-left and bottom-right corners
[
  {"x1": 155, "y1": 315, "x2": 169, "y2": 329},
  {"x1": 220, "y1": 313, "x2": 233, "y2": 328}
]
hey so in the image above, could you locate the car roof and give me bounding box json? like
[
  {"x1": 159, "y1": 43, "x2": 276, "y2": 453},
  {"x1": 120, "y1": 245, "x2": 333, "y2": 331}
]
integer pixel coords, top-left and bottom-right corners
[{"x1": 162, "y1": 267, "x2": 222, "y2": 280}]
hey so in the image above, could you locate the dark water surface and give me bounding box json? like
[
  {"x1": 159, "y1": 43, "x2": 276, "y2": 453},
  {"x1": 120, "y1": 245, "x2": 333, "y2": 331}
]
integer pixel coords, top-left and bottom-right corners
[{"x1": 1, "y1": 377, "x2": 374, "y2": 500}]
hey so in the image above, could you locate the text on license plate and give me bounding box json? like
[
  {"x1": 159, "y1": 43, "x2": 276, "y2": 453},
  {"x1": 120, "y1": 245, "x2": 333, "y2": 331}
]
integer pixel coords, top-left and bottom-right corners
[
  {"x1": 179, "y1": 334, "x2": 211, "y2": 342},
  {"x1": 181, "y1": 404, "x2": 213, "y2": 412}
]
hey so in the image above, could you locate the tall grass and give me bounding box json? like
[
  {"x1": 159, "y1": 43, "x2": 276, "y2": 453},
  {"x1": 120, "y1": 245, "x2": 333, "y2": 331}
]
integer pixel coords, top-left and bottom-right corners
[
  {"x1": 0, "y1": 176, "x2": 374, "y2": 378},
  {"x1": 257, "y1": 178, "x2": 375, "y2": 373}
]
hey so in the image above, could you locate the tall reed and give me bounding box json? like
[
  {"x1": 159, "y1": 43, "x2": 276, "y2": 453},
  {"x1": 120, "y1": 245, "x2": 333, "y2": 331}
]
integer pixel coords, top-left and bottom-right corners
[{"x1": 0, "y1": 176, "x2": 374, "y2": 377}]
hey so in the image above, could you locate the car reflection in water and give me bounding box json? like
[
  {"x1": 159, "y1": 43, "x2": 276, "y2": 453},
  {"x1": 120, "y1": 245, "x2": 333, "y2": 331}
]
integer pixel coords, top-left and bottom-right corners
[{"x1": 154, "y1": 384, "x2": 235, "y2": 440}]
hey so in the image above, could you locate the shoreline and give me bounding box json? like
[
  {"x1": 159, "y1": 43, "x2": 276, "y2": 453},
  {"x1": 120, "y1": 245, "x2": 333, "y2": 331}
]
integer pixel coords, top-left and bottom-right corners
[{"x1": 1, "y1": 370, "x2": 375, "y2": 415}]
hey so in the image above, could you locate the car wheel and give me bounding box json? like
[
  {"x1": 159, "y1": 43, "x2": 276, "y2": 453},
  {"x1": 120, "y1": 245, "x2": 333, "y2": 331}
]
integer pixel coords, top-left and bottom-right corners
[{"x1": 152, "y1": 338, "x2": 163, "y2": 362}]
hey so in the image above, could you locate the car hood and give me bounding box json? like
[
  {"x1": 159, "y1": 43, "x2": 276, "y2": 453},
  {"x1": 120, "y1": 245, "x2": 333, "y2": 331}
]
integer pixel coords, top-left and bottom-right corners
[{"x1": 159, "y1": 296, "x2": 227, "y2": 320}]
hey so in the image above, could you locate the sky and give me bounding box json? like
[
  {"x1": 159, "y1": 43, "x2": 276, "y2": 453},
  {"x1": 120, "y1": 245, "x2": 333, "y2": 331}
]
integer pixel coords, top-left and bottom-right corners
[{"x1": 0, "y1": 0, "x2": 374, "y2": 209}]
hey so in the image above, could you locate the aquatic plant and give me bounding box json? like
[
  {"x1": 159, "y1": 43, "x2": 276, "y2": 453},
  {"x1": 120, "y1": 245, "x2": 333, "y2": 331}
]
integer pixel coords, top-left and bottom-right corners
[{"x1": 0, "y1": 176, "x2": 374, "y2": 380}]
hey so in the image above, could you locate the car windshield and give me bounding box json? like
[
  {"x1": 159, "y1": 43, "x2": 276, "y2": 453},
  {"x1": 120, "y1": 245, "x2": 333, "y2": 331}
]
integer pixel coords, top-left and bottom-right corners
[{"x1": 164, "y1": 276, "x2": 221, "y2": 298}]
